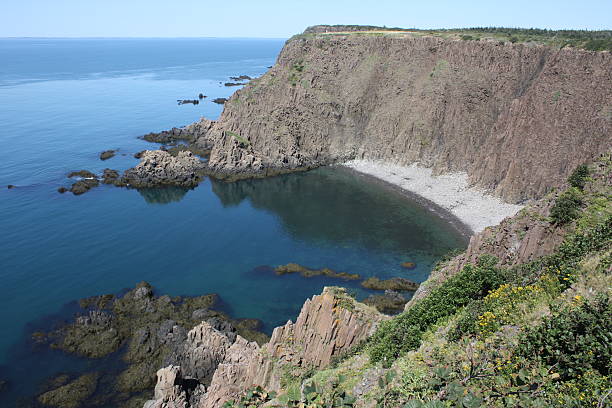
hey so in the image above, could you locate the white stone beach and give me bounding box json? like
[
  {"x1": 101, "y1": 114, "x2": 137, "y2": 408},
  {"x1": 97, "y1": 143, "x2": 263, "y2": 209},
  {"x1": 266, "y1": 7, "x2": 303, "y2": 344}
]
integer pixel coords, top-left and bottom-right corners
[{"x1": 344, "y1": 160, "x2": 524, "y2": 234}]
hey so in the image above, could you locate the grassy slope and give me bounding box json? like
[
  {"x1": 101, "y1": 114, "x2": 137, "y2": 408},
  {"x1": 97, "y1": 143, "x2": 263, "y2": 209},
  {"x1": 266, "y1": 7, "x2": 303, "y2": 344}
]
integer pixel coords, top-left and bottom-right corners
[
  {"x1": 294, "y1": 26, "x2": 612, "y2": 52},
  {"x1": 226, "y1": 155, "x2": 611, "y2": 408}
]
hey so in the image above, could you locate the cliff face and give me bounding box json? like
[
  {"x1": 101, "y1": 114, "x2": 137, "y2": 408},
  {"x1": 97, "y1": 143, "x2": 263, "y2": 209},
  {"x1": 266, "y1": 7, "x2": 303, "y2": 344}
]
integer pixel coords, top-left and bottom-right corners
[{"x1": 190, "y1": 31, "x2": 610, "y2": 203}]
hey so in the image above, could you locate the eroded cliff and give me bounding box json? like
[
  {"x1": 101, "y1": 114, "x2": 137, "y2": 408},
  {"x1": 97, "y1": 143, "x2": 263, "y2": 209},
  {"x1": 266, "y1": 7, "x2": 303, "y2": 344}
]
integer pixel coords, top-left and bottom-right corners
[{"x1": 174, "y1": 28, "x2": 611, "y2": 203}]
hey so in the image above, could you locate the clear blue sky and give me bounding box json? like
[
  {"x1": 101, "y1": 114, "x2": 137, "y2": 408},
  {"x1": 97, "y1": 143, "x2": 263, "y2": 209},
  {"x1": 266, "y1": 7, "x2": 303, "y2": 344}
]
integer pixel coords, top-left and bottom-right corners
[{"x1": 2, "y1": 0, "x2": 610, "y2": 38}]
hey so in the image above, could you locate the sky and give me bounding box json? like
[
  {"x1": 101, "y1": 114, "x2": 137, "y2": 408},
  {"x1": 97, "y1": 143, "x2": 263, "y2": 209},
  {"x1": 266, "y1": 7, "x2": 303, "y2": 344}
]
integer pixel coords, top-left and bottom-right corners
[{"x1": 1, "y1": 0, "x2": 610, "y2": 38}]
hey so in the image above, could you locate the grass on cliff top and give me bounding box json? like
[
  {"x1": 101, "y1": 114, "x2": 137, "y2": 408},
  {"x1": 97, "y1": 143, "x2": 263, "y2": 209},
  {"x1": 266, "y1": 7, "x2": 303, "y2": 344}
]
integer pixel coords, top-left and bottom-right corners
[{"x1": 291, "y1": 26, "x2": 612, "y2": 51}]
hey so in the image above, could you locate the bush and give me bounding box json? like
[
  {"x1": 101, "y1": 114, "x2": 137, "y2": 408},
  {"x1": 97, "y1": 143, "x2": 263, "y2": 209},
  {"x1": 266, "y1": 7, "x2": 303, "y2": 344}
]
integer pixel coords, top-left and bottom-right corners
[
  {"x1": 550, "y1": 188, "x2": 583, "y2": 225},
  {"x1": 368, "y1": 256, "x2": 504, "y2": 365},
  {"x1": 516, "y1": 294, "x2": 611, "y2": 380},
  {"x1": 568, "y1": 164, "x2": 590, "y2": 190}
]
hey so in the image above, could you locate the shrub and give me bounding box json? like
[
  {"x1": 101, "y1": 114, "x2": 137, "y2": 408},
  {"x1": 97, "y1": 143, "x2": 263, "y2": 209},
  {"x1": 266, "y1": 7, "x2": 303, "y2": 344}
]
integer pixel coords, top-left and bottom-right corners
[
  {"x1": 568, "y1": 164, "x2": 590, "y2": 190},
  {"x1": 368, "y1": 256, "x2": 504, "y2": 365},
  {"x1": 516, "y1": 294, "x2": 611, "y2": 380},
  {"x1": 550, "y1": 188, "x2": 583, "y2": 225}
]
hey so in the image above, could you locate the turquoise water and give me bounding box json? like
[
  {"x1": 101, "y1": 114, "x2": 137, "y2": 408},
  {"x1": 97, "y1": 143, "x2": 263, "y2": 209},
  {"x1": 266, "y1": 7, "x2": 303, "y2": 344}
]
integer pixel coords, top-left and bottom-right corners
[{"x1": 0, "y1": 38, "x2": 467, "y2": 402}]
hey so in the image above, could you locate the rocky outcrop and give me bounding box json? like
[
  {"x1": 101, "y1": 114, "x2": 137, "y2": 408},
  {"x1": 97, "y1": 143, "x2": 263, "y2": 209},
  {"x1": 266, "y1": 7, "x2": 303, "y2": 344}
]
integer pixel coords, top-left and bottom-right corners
[
  {"x1": 163, "y1": 28, "x2": 610, "y2": 203},
  {"x1": 409, "y1": 155, "x2": 611, "y2": 305},
  {"x1": 144, "y1": 366, "x2": 189, "y2": 408},
  {"x1": 123, "y1": 150, "x2": 206, "y2": 188},
  {"x1": 144, "y1": 287, "x2": 384, "y2": 408}
]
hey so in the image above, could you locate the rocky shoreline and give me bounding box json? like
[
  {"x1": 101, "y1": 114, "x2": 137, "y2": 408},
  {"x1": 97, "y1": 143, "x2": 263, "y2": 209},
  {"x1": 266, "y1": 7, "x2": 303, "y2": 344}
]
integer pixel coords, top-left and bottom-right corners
[{"x1": 18, "y1": 282, "x2": 268, "y2": 408}]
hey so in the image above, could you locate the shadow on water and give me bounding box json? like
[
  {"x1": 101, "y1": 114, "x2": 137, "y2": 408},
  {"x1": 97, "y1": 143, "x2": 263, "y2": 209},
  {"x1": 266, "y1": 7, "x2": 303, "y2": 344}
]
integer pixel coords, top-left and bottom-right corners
[
  {"x1": 136, "y1": 186, "x2": 191, "y2": 204},
  {"x1": 210, "y1": 167, "x2": 469, "y2": 255}
]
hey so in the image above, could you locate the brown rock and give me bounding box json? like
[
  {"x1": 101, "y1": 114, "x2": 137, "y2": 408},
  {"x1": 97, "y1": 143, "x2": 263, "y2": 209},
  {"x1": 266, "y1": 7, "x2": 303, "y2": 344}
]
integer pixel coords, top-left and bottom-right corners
[{"x1": 361, "y1": 277, "x2": 419, "y2": 291}]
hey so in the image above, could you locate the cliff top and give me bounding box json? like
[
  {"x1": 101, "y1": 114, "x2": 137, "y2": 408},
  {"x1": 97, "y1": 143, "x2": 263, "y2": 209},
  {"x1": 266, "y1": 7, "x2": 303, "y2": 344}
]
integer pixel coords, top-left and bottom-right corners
[{"x1": 300, "y1": 24, "x2": 612, "y2": 51}]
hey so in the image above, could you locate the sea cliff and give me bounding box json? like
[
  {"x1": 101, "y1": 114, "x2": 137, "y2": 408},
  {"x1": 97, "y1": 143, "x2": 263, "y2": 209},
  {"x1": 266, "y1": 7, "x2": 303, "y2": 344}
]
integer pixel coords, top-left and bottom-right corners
[{"x1": 164, "y1": 26, "x2": 612, "y2": 203}]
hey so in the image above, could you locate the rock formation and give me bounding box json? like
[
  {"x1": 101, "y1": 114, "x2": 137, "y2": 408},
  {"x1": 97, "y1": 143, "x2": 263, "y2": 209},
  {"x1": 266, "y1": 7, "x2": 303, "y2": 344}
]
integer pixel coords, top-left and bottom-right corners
[
  {"x1": 144, "y1": 287, "x2": 384, "y2": 408},
  {"x1": 147, "y1": 27, "x2": 610, "y2": 203},
  {"x1": 123, "y1": 150, "x2": 206, "y2": 188}
]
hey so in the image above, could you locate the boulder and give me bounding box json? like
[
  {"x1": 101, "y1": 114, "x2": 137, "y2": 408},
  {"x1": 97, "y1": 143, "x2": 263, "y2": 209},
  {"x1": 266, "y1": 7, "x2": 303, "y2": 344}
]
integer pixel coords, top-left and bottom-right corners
[{"x1": 99, "y1": 150, "x2": 116, "y2": 161}]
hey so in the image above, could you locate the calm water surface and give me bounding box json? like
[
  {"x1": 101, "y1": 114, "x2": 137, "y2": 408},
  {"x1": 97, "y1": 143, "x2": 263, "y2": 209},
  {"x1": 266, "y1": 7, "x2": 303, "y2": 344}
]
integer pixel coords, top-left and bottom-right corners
[{"x1": 0, "y1": 38, "x2": 467, "y2": 403}]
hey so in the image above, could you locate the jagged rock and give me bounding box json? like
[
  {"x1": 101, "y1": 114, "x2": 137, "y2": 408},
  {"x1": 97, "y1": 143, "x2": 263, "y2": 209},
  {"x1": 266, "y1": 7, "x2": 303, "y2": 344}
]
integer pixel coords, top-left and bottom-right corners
[
  {"x1": 57, "y1": 187, "x2": 68, "y2": 194},
  {"x1": 212, "y1": 98, "x2": 227, "y2": 104},
  {"x1": 7, "y1": 184, "x2": 15, "y2": 189},
  {"x1": 69, "y1": 178, "x2": 99, "y2": 195},
  {"x1": 122, "y1": 150, "x2": 205, "y2": 188},
  {"x1": 67, "y1": 170, "x2": 96, "y2": 179},
  {"x1": 224, "y1": 82, "x2": 245, "y2": 87},
  {"x1": 198, "y1": 94, "x2": 206, "y2": 99},
  {"x1": 143, "y1": 366, "x2": 189, "y2": 408},
  {"x1": 164, "y1": 29, "x2": 610, "y2": 203},
  {"x1": 164, "y1": 321, "x2": 233, "y2": 385},
  {"x1": 199, "y1": 336, "x2": 260, "y2": 408},
  {"x1": 196, "y1": 287, "x2": 384, "y2": 407},
  {"x1": 360, "y1": 277, "x2": 419, "y2": 291},
  {"x1": 99, "y1": 150, "x2": 116, "y2": 161},
  {"x1": 178, "y1": 99, "x2": 199, "y2": 105}
]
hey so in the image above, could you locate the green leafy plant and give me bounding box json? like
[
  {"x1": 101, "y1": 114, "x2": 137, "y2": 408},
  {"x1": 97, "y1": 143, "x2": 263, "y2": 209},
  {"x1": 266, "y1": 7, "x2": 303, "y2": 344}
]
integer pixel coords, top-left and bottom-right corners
[
  {"x1": 550, "y1": 188, "x2": 583, "y2": 225},
  {"x1": 568, "y1": 164, "x2": 590, "y2": 190},
  {"x1": 368, "y1": 255, "x2": 504, "y2": 365},
  {"x1": 517, "y1": 294, "x2": 611, "y2": 380}
]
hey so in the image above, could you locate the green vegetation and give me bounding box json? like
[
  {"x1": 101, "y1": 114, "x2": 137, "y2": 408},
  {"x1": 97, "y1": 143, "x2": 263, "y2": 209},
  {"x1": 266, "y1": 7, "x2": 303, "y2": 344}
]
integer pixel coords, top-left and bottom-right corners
[
  {"x1": 550, "y1": 187, "x2": 583, "y2": 225},
  {"x1": 222, "y1": 386, "x2": 276, "y2": 408},
  {"x1": 568, "y1": 164, "x2": 590, "y2": 190},
  {"x1": 283, "y1": 159, "x2": 610, "y2": 408},
  {"x1": 517, "y1": 294, "x2": 610, "y2": 380},
  {"x1": 225, "y1": 130, "x2": 250, "y2": 147},
  {"x1": 288, "y1": 60, "x2": 305, "y2": 86},
  {"x1": 368, "y1": 255, "x2": 503, "y2": 364},
  {"x1": 225, "y1": 160, "x2": 611, "y2": 408},
  {"x1": 294, "y1": 26, "x2": 612, "y2": 52}
]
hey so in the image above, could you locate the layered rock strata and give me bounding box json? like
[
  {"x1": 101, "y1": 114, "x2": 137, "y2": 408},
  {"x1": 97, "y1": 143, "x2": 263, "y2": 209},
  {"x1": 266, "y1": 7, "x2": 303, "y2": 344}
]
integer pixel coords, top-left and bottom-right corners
[
  {"x1": 144, "y1": 27, "x2": 610, "y2": 202},
  {"x1": 145, "y1": 287, "x2": 384, "y2": 407}
]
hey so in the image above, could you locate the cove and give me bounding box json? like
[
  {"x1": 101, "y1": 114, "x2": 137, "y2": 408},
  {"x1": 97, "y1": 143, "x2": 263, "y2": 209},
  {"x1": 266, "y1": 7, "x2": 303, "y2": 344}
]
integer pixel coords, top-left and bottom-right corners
[{"x1": 0, "y1": 38, "x2": 467, "y2": 404}]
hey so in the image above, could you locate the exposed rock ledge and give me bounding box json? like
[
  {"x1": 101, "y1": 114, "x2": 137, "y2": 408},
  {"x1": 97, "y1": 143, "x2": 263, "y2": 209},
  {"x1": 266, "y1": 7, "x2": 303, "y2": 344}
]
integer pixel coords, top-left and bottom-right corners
[
  {"x1": 143, "y1": 287, "x2": 384, "y2": 408},
  {"x1": 344, "y1": 160, "x2": 523, "y2": 233}
]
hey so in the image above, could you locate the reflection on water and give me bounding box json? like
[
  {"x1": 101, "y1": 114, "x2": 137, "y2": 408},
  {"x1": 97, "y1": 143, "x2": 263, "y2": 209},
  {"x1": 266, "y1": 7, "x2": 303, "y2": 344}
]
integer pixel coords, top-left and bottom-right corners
[
  {"x1": 211, "y1": 167, "x2": 468, "y2": 256},
  {"x1": 137, "y1": 186, "x2": 191, "y2": 204}
]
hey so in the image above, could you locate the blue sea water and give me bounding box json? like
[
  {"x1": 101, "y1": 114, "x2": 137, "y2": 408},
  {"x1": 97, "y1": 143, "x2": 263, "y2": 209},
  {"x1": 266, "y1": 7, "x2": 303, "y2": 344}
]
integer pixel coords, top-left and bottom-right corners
[{"x1": 0, "y1": 38, "x2": 467, "y2": 403}]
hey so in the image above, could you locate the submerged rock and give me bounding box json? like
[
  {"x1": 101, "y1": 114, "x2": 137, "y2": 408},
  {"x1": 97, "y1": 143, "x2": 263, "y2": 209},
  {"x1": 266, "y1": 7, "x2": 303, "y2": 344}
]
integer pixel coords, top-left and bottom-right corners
[
  {"x1": 363, "y1": 290, "x2": 408, "y2": 314},
  {"x1": 0, "y1": 378, "x2": 8, "y2": 393},
  {"x1": 401, "y1": 261, "x2": 416, "y2": 269},
  {"x1": 165, "y1": 144, "x2": 211, "y2": 159},
  {"x1": 361, "y1": 277, "x2": 419, "y2": 291},
  {"x1": 69, "y1": 178, "x2": 99, "y2": 195},
  {"x1": 99, "y1": 150, "x2": 116, "y2": 161},
  {"x1": 142, "y1": 127, "x2": 196, "y2": 144},
  {"x1": 37, "y1": 373, "x2": 99, "y2": 408},
  {"x1": 229, "y1": 75, "x2": 252, "y2": 81},
  {"x1": 224, "y1": 82, "x2": 245, "y2": 87},
  {"x1": 33, "y1": 282, "x2": 267, "y2": 406},
  {"x1": 7, "y1": 184, "x2": 15, "y2": 189},
  {"x1": 274, "y1": 263, "x2": 361, "y2": 280},
  {"x1": 67, "y1": 170, "x2": 96, "y2": 179}
]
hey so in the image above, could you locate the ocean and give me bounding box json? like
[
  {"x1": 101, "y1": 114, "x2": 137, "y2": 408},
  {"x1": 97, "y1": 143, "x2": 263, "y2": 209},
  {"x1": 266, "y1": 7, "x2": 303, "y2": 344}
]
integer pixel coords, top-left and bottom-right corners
[{"x1": 0, "y1": 38, "x2": 466, "y2": 404}]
